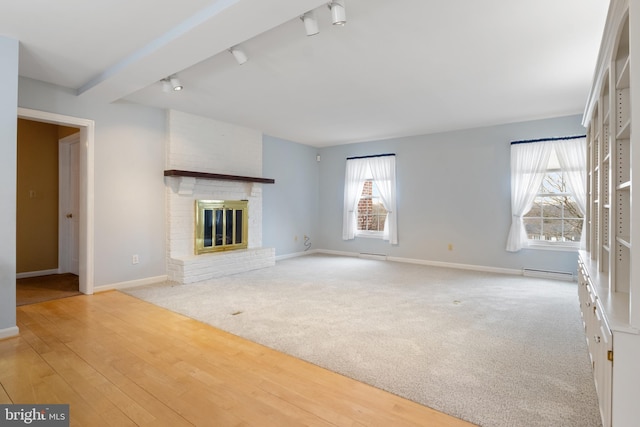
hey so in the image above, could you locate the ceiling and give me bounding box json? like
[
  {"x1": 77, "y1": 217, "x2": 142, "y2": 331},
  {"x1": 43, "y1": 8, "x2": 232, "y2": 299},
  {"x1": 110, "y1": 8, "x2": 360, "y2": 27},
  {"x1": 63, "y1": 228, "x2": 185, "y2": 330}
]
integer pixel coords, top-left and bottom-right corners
[{"x1": 2, "y1": 0, "x2": 609, "y2": 147}]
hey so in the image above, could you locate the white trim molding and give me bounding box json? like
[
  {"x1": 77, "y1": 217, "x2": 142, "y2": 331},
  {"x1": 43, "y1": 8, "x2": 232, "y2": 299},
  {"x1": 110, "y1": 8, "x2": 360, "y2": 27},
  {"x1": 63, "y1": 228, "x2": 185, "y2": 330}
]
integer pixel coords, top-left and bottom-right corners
[
  {"x1": 17, "y1": 107, "x2": 95, "y2": 295},
  {"x1": 275, "y1": 249, "x2": 320, "y2": 261},
  {"x1": 93, "y1": 275, "x2": 169, "y2": 293},
  {"x1": 0, "y1": 326, "x2": 19, "y2": 340},
  {"x1": 313, "y1": 249, "x2": 522, "y2": 276},
  {"x1": 387, "y1": 256, "x2": 522, "y2": 276},
  {"x1": 16, "y1": 269, "x2": 60, "y2": 279}
]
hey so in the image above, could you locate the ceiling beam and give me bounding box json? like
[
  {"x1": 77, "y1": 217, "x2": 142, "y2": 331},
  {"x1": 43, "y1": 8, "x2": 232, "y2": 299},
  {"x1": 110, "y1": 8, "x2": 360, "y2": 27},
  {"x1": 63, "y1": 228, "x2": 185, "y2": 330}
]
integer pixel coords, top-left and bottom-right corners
[{"x1": 78, "y1": 0, "x2": 327, "y2": 103}]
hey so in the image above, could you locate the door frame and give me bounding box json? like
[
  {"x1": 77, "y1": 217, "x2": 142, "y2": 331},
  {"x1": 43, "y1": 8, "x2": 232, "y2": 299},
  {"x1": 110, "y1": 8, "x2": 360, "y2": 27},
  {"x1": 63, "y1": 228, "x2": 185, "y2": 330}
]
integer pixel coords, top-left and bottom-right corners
[{"x1": 18, "y1": 107, "x2": 95, "y2": 295}]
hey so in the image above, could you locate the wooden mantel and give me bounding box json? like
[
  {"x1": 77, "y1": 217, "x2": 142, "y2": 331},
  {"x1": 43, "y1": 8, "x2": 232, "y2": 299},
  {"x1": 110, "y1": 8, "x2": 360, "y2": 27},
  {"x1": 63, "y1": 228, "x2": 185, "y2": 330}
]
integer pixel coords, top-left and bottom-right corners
[{"x1": 164, "y1": 169, "x2": 275, "y2": 184}]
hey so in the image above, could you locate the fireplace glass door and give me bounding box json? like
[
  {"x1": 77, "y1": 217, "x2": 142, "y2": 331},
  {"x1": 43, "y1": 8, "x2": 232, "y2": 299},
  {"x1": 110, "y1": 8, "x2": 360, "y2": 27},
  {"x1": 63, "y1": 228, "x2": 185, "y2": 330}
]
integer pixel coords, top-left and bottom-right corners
[{"x1": 195, "y1": 200, "x2": 248, "y2": 254}]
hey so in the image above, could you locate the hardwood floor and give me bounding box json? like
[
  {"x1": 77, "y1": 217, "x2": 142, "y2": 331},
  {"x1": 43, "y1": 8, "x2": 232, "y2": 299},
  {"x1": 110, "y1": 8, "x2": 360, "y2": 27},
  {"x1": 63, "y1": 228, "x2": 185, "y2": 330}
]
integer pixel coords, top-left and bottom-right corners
[
  {"x1": 0, "y1": 291, "x2": 475, "y2": 426},
  {"x1": 16, "y1": 273, "x2": 81, "y2": 306}
]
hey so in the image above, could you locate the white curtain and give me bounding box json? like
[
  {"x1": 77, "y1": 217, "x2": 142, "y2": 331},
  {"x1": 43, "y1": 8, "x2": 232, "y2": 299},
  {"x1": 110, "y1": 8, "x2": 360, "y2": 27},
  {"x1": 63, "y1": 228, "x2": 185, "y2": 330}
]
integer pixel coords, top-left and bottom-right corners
[
  {"x1": 342, "y1": 158, "x2": 368, "y2": 240},
  {"x1": 506, "y1": 141, "x2": 553, "y2": 252},
  {"x1": 554, "y1": 137, "x2": 587, "y2": 249},
  {"x1": 369, "y1": 155, "x2": 398, "y2": 244}
]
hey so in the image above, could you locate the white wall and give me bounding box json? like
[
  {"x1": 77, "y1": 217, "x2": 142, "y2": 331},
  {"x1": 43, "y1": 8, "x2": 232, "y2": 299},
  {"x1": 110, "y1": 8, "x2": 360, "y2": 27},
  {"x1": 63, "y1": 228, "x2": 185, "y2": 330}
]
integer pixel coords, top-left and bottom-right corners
[
  {"x1": 262, "y1": 115, "x2": 587, "y2": 274},
  {"x1": 262, "y1": 135, "x2": 320, "y2": 257},
  {"x1": 167, "y1": 110, "x2": 262, "y2": 176},
  {"x1": 18, "y1": 78, "x2": 167, "y2": 288},
  {"x1": 0, "y1": 37, "x2": 19, "y2": 336},
  {"x1": 312, "y1": 115, "x2": 586, "y2": 273}
]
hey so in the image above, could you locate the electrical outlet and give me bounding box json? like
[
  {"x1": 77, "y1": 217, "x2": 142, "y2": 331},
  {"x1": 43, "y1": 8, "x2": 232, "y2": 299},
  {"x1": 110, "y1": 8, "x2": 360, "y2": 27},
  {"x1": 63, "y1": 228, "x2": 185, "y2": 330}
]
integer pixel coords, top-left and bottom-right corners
[{"x1": 132, "y1": 254, "x2": 139, "y2": 264}]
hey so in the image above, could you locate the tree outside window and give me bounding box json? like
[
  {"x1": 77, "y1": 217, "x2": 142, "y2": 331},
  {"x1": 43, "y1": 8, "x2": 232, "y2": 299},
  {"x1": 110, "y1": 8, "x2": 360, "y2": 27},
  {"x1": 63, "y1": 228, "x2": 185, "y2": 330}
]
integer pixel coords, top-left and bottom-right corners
[{"x1": 523, "y1": 150, "x2": 584, "y2": 244}]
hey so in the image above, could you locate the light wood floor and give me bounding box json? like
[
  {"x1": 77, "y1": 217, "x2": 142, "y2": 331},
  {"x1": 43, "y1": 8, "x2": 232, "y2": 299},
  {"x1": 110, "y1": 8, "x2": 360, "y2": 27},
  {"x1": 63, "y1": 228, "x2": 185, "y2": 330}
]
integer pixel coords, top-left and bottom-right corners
[{"x1": 0, "y1": 291, "x2": 475, "y2": 427}]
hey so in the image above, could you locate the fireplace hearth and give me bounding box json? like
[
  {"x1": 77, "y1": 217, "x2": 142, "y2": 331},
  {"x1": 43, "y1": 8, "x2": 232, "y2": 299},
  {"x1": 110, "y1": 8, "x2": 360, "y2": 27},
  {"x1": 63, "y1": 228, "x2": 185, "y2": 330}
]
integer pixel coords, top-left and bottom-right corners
[{"x1": 165, "y1": 174, "x2": 275, "y2": 284}]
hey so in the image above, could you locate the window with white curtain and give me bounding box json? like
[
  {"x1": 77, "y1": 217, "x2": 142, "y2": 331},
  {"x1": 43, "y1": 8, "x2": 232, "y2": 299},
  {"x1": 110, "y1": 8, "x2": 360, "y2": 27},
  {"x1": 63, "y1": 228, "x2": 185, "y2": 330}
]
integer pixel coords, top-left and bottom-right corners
[
  {"x1": 356, "y1": 171, "x2": 388, "y2": 237},
  {"x1": 506, "y1": 136, "x2": 586, "y2": 252},
  {"x1": 343, "y1": 154, "x2": 398, "y2": 244},
  {"x1": 523, "y1": 149, "x2": 584, "y2": 245}
]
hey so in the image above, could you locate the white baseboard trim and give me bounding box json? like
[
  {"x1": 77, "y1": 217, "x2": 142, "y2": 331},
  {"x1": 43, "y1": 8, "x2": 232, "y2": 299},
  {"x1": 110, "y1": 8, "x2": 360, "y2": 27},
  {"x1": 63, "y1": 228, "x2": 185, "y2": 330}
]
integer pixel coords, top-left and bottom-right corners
[
  {"x1": 522, "y1": 268, "x2": 575, "y2": 281},
  {"x1": 275, "y1": 249, "x2": 319, "y2": 261},
  {"x1": 313, "y1": 249, "x2": 522, "y2": 275},
  {"x1": 16, "y1": 269, "x2": 60, "y2": 279},
  {"x1": 359, "y1": 253, "x2": 387, "y2": 261},
  {"x1": 388, "y1": 256, "x2": 522, "y2": 276},
  {"x1": 0, "y1": 326, "x2": 19, "y2": 340},
  {"x1": 315, "y1": 249, "x2": 359, "y2": 257},
  {"x1": 94, "y1": 275, "x2": 168, "y2": 293}
]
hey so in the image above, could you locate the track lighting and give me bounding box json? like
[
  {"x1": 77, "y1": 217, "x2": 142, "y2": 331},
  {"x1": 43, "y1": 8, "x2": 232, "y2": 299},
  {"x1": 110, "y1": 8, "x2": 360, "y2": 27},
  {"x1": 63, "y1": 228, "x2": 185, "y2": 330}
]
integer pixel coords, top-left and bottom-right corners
[
  {"x1": 301, "y1": 11, "x2": 319, "y2": 36},
  {"x1": 229, "y1": 46, "x2": 248, "y2": 65},
  {"x1": 169, "y1": 75, "x2": 183, "y2": 91},
  {"x1": 328, "y1": 0, "x2": 346, "y2": 26},
  {"x1": 161, "y1": 75, "x2": 183, "y2": 92}
]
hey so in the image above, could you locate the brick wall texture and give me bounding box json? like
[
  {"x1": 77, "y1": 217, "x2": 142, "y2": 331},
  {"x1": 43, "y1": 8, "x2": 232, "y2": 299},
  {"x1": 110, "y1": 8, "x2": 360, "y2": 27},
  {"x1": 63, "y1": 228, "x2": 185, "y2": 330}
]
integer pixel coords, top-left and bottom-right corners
[{"x1": 165, "y1": 110, "x2": 274, "y2": 283}]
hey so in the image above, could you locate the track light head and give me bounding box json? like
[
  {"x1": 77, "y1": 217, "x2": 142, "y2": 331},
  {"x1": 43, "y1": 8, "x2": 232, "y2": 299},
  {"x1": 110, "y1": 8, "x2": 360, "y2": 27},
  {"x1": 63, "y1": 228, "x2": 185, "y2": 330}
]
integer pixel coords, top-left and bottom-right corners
[
  {"x1": 161, "y1": 76, "x2": 182, "y2": 92},
  {"x1": 301, "y1": 11, "x2": 319, "y2": 36},
  {"x1": 328, "y1": 0, "x2": 346, "y2": 26},
  {"x1": 229, "y1": 46, "x2": 248, "y2": 65},
  {"x1": 169, "y1": 75, "x2": 183, "y2": 91}
]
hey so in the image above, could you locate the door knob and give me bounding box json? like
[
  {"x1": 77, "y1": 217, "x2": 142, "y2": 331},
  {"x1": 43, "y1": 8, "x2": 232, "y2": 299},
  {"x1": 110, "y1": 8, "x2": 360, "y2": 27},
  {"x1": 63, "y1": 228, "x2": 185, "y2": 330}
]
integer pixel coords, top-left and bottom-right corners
[{"x1": 66, "y1": 213, "x2": 73, "y2": 218}]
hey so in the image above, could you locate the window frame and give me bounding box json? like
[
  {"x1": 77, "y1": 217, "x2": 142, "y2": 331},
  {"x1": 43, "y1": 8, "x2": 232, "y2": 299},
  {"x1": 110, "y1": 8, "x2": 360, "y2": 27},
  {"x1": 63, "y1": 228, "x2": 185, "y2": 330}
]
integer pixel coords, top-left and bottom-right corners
[
  {"x1": 523, "y1": 161, "x2": 584, "y2": 250},
  {"x1": 355, "y1": 175, "x2": 387, "y2": 239},
  {"x1": 342, "y1": 154, "x2": 397, "y2": 244}
]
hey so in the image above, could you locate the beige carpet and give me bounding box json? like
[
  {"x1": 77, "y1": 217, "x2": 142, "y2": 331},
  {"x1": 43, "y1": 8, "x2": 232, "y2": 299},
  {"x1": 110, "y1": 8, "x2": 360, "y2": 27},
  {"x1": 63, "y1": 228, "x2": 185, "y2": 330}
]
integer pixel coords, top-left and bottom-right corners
[
  {"x1": 16, "y1": 273, "x2": 81, "y2": 306},
  {"x1": 123, "y1": 254, "x2": 601, "y2": 427}
]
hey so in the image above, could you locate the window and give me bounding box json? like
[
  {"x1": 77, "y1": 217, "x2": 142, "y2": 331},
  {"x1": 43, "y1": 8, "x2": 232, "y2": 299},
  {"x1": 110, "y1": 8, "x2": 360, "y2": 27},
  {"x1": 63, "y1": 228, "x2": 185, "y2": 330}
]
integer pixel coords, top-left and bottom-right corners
[
  {"x1": 343, "y1": 154, "x2": 398, "y2": 244},
  {"x1": 356, "y1": 175, "x2": 388, "y2": 237},
  {"x1": 523, "y1": 149, "x2": 583, "y2": 246},
  {"x1": 506, "y1": 136, "x2": 586, "y2": 252}
]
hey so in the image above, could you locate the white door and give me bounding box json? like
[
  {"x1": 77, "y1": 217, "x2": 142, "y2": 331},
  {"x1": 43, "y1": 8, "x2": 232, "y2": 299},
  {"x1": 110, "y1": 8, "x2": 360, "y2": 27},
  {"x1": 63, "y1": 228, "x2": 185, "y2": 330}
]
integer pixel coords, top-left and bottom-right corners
[{"x1": 59, "y1": 134, "x2": 80, "y2": 275}]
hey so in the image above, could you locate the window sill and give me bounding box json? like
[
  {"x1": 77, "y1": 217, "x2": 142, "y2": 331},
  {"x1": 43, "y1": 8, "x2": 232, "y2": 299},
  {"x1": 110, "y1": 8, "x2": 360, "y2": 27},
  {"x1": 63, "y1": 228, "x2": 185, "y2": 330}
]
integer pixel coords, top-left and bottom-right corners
[
  {"x1": 355, "y1": 232, "x2": 384, "y2": 239},
  {"x1": 525, "y1": 242, "x2": 580, "y2": 252}
]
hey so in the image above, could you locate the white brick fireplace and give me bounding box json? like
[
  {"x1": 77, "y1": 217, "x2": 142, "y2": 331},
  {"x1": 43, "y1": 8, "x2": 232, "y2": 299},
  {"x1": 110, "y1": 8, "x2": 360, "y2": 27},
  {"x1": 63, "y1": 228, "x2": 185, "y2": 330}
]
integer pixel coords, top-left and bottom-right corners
[{"x1": 165, "y1": 110, "x2": 275, "y2": 284}]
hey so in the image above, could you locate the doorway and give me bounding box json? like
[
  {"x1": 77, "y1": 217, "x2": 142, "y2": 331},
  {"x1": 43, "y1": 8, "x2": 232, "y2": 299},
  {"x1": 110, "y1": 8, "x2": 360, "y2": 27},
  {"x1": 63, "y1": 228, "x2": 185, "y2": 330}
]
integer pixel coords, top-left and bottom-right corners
[
  {"x1": 16, "y1": 108, "x2": 95, "y2": 297},
  {"x1": 16, "y1": 121, "x2": 81, "y2": 305}
]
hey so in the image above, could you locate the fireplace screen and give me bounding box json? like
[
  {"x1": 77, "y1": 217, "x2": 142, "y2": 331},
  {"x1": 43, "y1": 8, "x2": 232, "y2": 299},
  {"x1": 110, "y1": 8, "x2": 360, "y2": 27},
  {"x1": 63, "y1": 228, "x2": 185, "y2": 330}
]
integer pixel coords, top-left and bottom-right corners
[{"x1": 195, "y1": 200, "x2": 248, "y2": 254}]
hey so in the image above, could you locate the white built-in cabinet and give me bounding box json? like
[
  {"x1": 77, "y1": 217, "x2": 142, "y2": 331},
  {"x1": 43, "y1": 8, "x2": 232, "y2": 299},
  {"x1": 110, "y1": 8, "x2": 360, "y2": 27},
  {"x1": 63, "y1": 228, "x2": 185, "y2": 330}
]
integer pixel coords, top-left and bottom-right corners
[{"x1": 580, "y1": 0, "x2": 640, "y2": 426}]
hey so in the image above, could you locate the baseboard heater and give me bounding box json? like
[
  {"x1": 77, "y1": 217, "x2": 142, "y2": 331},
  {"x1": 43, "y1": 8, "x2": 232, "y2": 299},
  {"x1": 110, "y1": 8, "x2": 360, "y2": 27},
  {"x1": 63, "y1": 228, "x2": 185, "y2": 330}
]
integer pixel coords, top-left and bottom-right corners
[
  {"x1": 359, "y1": 253, "x2": 387, "y2": 261},
  {"x1": 522, "y1": 268, "x2": 574, "y2": 281}
]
